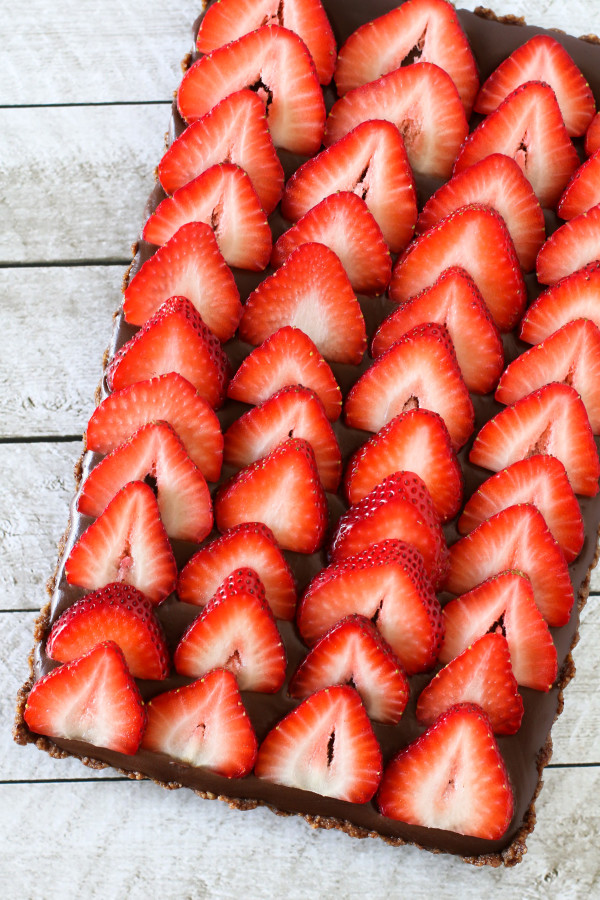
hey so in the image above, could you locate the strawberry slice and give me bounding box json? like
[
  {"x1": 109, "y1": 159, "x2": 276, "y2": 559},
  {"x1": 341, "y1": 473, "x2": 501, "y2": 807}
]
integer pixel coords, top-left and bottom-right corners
[
  {"x1": 520, "y1": 260, "x2": 600, "y2": 344},
  {"x1": 474, "y1": 35, "x2": 595, "y2": 137},
  {"x1": 333, "y1": 0, "x2": 478, "y2": 114},
  {"x1": 174, "y1": 569, "x2": 286, "y2": 692},
  {"x1": 417, "y1": 154, "x2": 546, "y2": 271},
  {"x1": 255, "y1": 685, "x2": 382, "y2": 803},
  {"x1": 214, "y1": 438, "x2": 328, "y2": 553},
  {"x1": 296, "y1": 540, "x2": 443, "y2": 674},
  {"x1": 178, "y1": 26, "x2": 325, "y2": 154},
  {"x1": 454, "y1": 81, "x2": 579, "y2": 209},
  {"x1": 440, "y1": 571, "x2": 558, "y2": 692},
  {"x1": 227, "y1": 326, "x2": 342, "y2": 421},
  {"x1": 496, "y1": 318, "x2": 600, "y2": 433},
  {"x1": 281, "y1": 120, "x2": 417, "y2": 253},
  {"x1": 458, "y1": 455, "x2": 584, "y2": 564},
  {"x1": 585, "y1": 111, "x2": 600, "y2": 156},
  {"x1": 377, "y1": 704, "x2": 514, "y2": 840},
  {"x1": 177, "y1": 522, "x2": 296, "y2": 621},
  {"x1": 536, "y1": 204, "x2": 600, "y2": 285},
  {"x1": 557, "y1": 150, "x2": 600, "y2": 220},
  {"x1": 344, "y1": 322, "x2": 475, "y2": 450},
  {"x1": 289, "y1": 615, "x2": 409, "y2": 725},
  {"x1": 344, "y1": 408, "x2": 463, "y2": 522},
  {"x1": 224, "y1": 385, "x2": 342, "y2": 492},
  {"x1": 373, "y1": 267, "x2": 504, "y2": 394},
  {"x1": 46, "y1": 583, "x2": 170, "y2": 680},
  {"x1": 78, "y1": 422, "x2": 213, "y2": 543},
  {"x1": 141, "y1": 669, "x2": 257, "y2": 777},
  {"x1": 158, "y1": 90, "x2": 284, "y2": 212},
  {"x1": 326, "y1": 62, "x2": 468, "y2": 179},
  {"x1": 445, "y1": 504, "x2": 574, "y2": 628},
  {"x1": 85, "y1": 373, "x2": 223, "y2": 483},
  {"x1": 106, "y1": 297, "x2": 231, "y2": 409},
  {"x1": 142, "y1": 164, "x2": 271, "y2": 271},
  {"x1": 24, "y1": 642, "x2": 146, "y2": 756},
  {"x1": 65, "y1": 481, "x2": 177, "y2": 605},
  {"x1": 270, "y1": 197, "x2": 391, "y2": 296},
  {"x1": 239, "y1": 242, "x2": 367, "y2": 363},
  {"x1": 470, "y1": 382, "x2": 600, "y2": 497},
  {"x1": 389, "y1": 204, "x2": 527, "y2": 333}
]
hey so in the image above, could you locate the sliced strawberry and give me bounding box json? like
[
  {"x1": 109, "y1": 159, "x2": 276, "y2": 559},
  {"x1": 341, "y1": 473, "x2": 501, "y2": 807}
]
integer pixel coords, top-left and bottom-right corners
[
  {"x1": 141, "y1": 669, "x2": 257, "y2": 777},
  {"x1": 536, "y1": 204, "x2": 600, "y2": 285},
  {"x1": 214, "y1": 438, "x2": 328, "y2": 553},
  {"x1": 469, "y1": 382, "x2": 600, "y2": 497},
  {"x1": 474, "y1": 35, "x2": 595, "y2": 137},
  {"x1": 177, "y1": 522, "x2": 296, "y2": 621},
  {"x1": 255, "y1": 685, "x2": 382, "y2": 803},
  {"x1": 223, "y1": 385, "x2": 342, "y2": 492},
  {"x1": 174, "y1": 569, "x2": 286, "y2": 692},
  {"x1": 271, "y1": 197, "x2": 391, "y2": 296},
  {"x1": 106, "y1": 297, "x2": 231, "y2": 410},
  {"x1": 344, "y1": 322, "x2": 475, "y2": 451},
  {"x1": 85, "y1": 373, "x2": 223, "y2": 483},
  {"x1": 296, "y1": 540, "x2": 443, "y2": 674},
  {"x1": 377, "y1": 704, "x2": 514, "y2": 840},
  {"x1": 158, "y1": 90, "x2": 284, "y2": 212},
  {"x1": 78, "y1": 422, "x2": 213, "y2": 543},
  {"x1": 289, "y1": 615, "x2": 409, "y2": 725},
  {"x1": 142, "y1": 164, "x2": 271, "y2": 271},
  {"x1": 454, "y1": 82, "x2": 579, "y2": 209},
  {"x1": 585, "y1": 111, "x2": 600, "y2": 156},
  {"x1": 239, "y1": 242, "x2": 367, "y2": 363},
  {"x1": 417, "y1": 154, "x2": 545, "y2": 271},
  {"x1": 389, "y1": 204, "x2": 527, "y2": 333},
  {"x1": 557, "y1": 150, "x2": 600, "y2": 220},
  {"x1": 227, "y1": 326, "x2": 342, "y2": 421},
  {"x1": 373, "y1": 266, "x2": 504, "y2": 393},
  {"x1": 178, "y1": 25, "x2": 326, "y2": 154},
  {"x1": 24, "y1": 642, "x2": 146, "y2": 756},
  {"x1": 520, "y1": 260, "x2": 600, "y2": 344},
  {"x1": 65, "y1": 481, "x2": 177, "y2": 605},
  {"x1": 46, "y1": 583, "x2": 170, "y2": 680},
  {"x1": 344, "y1": 408, "x2": 463, "y2": 522},
  {"x1": 458, "y1": 455, "x2": 584, "y2": 564},
  {"x1": 325, "y1": 62, "x2": 468, "y2": 179},
  {"x1": 281, "y1": 120, "x2": 417, "y2": 253}
]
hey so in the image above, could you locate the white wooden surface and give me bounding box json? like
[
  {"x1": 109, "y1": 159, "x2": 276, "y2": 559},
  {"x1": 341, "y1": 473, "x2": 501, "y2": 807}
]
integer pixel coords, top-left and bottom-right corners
[{"x1": 2, "y1": 1, "x2": 600, "y2": 897}]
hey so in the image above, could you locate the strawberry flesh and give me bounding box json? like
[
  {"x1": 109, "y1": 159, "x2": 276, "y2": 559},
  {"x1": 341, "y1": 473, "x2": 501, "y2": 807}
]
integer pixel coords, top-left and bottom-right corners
[
  {"x1": 520, "y1": 260, "x2": 600, "y2": 344},
  {"x1": 536, "y1": 204, "x2": 600, "y2": 285},
  {"x1": 558, "y1": 149, "x2": 600, "y2": 220}
]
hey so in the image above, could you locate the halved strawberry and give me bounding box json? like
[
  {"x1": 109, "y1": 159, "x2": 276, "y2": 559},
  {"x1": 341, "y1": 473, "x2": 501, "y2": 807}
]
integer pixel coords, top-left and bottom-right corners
[
  {"x1": 24, "y1": 642, "x2": 146, "y2": 756},
  {"x1": 454, "y1": 82, "x2": 579, "y2": 209},
  {"x1": 325, "y1": 62, "x2": 468, "y2": 179},
  {"x1": 417, "y1": 154, "x2": 545, "y2": 271},
  {"x1": 289, "y1": 615, "x2": 409, "y2": 725},
  {"x1": 345, "y1": 322, "x2": 475, "y2": 450},
  {"x1": 158, "y1": 90, "x2": 284, "y2": 212},
  {"x1": 142, "y1": 164, "x2": 271, "y2": 271},
  {"x1": 239, "y1": 242, "x2": 367, "y2": 363},
  {"x1": 227, "y1": 326, "x2": 342, "y2": 421},
  {"x1": 520, "y1": 261, "x2": 600, "y2": 344},
  {"x1": 214, "y1": 439, "x2": 328, "y2": 553},
  {"x1": 255, "y1": 685, "x2": 382, "y2": 803},
  {"x1": 373, "y1": 266, "x2": 504, "y2": 393},
  {"x1": 78, "y1": 422, "x2": 213, "y2": 543},
  {"x1": 174, "y1": 569, "x2": 286, "y2": 692},
  {"x1": 271, "y1": 197, "x2": 391, "y2": 296},
  {"x1": 377, "y1": 704, "x2": 514, "y2": 840},
  {"x1": 469, "y1": 382, "x2": 600, "y2": 497},
  {"x1": 536, "y1": 204, "x2": 600, "y2": 285},
  {"x1": 296, "y1": 540, "x2": 443, "y2": 674},
  {"x1": 85, "y1": 373, "x2": 223, "y2": 483},
  {"x1": 389, "y1": 204, "x2": 527, "y2": 333},
  {"x1": 281, "y1": 120, "x2": 417, "y2": 253},
  {"x1": 223, "y1": 385, "x2": 342, "y2": 492},
  {"x1": 106, "y1": 297, "x2": 231, "y2": 409},
  {"x1": 178, "y1": 25, "x2": 326, "y2": 154},
  {"x1": 445, "y1": 504, "x2": 574, "y2": 628},
  {"x1": 65, "y1": 481, "x2": 177, "y2": 605},
  {"x1": 344, "y1": 408, "x2": 463, "y2": 522},
  {"x1": 177, "y1": 522, "x2": 296, "y2": 621},
  {"x1": 557, "y1": 150, "x2": 600, "y2": 220},
  {"x1": 46, "y1": 583, "x2": 170, "y2": 680},
  {"x1": 585, "y1": 111, "x2": 600, "y2": 156},
  {"x1": 141, "y1": 669, "x2": 257, "y2": 777}
]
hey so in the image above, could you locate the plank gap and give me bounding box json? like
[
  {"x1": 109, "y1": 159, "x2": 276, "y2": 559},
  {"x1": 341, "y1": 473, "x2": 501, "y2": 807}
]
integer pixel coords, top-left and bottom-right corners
[{"x1": 0, "y1": 258, "x2": 130, "y2": 269}]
